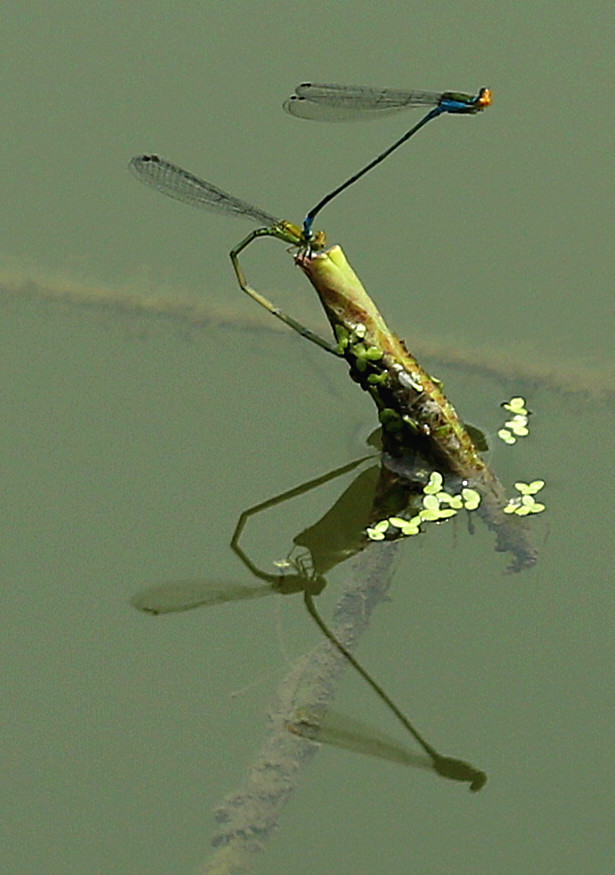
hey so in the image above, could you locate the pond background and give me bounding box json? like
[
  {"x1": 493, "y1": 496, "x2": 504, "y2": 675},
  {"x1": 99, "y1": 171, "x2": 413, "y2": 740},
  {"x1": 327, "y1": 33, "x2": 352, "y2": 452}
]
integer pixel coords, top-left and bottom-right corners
[{"x1": 2, "y1": 2, "x2": 614, "y2": 873}]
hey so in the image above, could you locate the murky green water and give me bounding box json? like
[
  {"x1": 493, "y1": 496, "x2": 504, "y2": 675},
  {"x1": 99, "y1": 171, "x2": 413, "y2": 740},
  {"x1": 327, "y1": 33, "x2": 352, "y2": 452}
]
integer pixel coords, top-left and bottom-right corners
[{"x1": 3, "y1": 2, "x2": 614, "y2": 873}]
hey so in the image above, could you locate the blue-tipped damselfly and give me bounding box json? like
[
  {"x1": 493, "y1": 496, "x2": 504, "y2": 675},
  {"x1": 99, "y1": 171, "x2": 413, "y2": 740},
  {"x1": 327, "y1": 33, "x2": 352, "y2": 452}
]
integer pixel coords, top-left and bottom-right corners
[
  {"x1": 283, "y1": 84, "x2": 491, "y2": 238},
  {"x1": 129, "y1": 155, "x2": 334, "y2": 351}
]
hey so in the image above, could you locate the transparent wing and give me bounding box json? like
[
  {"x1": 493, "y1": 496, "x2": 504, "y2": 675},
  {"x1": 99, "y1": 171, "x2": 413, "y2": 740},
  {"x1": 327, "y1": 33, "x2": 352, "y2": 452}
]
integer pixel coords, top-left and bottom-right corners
[
  {"x1": 289, "y1": 709, "x2": 433, "y2": 770},
  {"x1": 283, "y1": 83, "x2": 443, "y2": 122},
  {"x1": 130, "y1": 579, "x2": 274, "y2": 614},
  {"x1": 129, "y1": 155, "x2": 280, "y2": 226}
]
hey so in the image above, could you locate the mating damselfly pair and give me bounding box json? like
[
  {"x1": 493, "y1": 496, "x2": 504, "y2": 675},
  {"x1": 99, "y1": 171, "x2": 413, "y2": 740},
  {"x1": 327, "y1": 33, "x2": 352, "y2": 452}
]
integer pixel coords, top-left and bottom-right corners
[
  {"x1": 129, "y1": 82, "x2": 489, "y2": 347},
  {"x1": 129, "y1": 80, "x2": 491, "y2": 789},
  {"x1": 130, "y1": 82, "x2": 490, "y2": 250}
]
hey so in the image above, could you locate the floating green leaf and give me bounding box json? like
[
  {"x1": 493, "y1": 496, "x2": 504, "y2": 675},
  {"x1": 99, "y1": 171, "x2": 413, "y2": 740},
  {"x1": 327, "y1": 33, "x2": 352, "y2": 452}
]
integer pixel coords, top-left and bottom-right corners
[
  {"x1": 461, "y1": 487, "x2": 481, "y2": 510},
  {"x1": 504, "y1": 480, "x2": 546, "y2": 516},
  {"x1": 437, "y1": 491, "x2": 463, "y2": 509},
  {"x1": 388, "y1": 515, "x2": 422, "y2": 536},
  {"x1": 366, "y1": 519, "x2": 389, "y2": 541},
  {"x1": 423, "y1": 471, "x2": 443, "y2": 494},
  {"x1": 498, "y1": 396, "x2": 533, "y2": 444},
  {"x1": 514, "y1": 479, "x2": 545, "y2": 495},
  {"x1": 502, "y1": 396, "x2": 529, "y2": 415}
]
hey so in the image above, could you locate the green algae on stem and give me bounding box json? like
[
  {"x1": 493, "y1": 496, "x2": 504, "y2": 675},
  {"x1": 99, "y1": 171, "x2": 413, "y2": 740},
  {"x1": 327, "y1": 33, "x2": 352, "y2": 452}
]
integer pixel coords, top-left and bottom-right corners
[
  {"x1": 296, "y1": 245, "x2": 485, "y2": 473},
  {"x1": 295, "y1": 244, "x2": 538, "y2": 572}
]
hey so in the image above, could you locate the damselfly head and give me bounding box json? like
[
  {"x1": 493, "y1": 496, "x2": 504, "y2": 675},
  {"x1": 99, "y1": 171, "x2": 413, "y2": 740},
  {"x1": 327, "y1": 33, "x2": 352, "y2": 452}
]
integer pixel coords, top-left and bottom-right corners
[
  {"x1": 476, "y1": 88, "x2": 492, "y2": 110},
  {"x1": 311, "y1": 229, "x2": 327, "y2": 250}
]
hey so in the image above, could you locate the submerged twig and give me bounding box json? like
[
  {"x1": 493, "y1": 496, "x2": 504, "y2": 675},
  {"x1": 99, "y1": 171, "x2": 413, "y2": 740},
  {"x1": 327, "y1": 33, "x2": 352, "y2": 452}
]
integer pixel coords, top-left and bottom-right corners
[
  {"x1": 199, "y1": 541, "x2": 399, "y2": 872},
  {"x1": 2, "y1": 272, "x2": 613, "y2": 399}
]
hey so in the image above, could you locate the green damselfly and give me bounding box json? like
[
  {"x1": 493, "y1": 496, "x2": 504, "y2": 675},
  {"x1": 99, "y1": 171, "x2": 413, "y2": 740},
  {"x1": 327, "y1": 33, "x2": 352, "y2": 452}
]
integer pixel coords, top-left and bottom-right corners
[{"x1": 129, "y1": 154, "x2": 334, "y2": 351}]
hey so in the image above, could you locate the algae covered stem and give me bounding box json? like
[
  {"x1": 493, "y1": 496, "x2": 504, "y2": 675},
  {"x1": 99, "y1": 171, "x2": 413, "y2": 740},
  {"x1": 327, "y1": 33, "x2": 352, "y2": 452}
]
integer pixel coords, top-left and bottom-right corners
[
  {"x1": 296, "y1": 245, "x2": 484, "y2": 474},
  {"x1": 296, "y1": 244, "x2": 538, "y2": 572}
]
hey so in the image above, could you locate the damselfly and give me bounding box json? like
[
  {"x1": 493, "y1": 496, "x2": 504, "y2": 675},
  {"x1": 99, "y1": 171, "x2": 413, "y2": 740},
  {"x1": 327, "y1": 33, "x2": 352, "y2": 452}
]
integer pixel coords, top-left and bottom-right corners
[
  {"x1": 129, "y1": 155, "x2": 334, "y2": 351},
  {"x1": 283, "y1": 84, "x2": 491, "y2": 238},
  {"x1": 288, "y1": 709, "x2": 487, "y2": 792}
]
